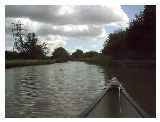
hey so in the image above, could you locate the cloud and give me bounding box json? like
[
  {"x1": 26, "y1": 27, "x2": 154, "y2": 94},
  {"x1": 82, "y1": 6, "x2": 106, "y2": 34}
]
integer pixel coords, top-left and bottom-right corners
[
  {"x1": 37, "y1": 24, "x2": 104, "y2": 37},
  {"x1": 5, "y1": 5, "x2": 129, "y2": 53},
  {"x1": 6, "y1": 5, "x2": 129, "y2": 25},
  {"x1": 39, "y1": 35, "x2": 66, "y2": 55},
  {"x1": 5, "y1": 34, "x2": 13, "y2": 50},
  {"x1": 6, "y1": 17, "x2": 105, "y2": 38}
]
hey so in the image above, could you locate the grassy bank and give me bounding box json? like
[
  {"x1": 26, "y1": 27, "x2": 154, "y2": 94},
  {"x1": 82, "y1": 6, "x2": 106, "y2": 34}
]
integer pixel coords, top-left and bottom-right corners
[
  {"x1": 78, "y1": 55, "x2": 112, "y2": 67},
  {"x1": 5, "y1": 59, "x2": 56, "y2": 68}
]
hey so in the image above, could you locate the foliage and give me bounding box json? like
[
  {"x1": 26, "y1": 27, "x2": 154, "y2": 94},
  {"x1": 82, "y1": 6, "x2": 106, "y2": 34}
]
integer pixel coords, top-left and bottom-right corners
[
  {"x1": 8, "y1": 32, "x2": 49, "y2": 59},
  {"x1": 5, "y1": 51, "x2": 20, "y2": 60},
  {"x1": 82, "y1": 51, "x2": 99, "y2": 58},
  {"x1": 51, "y1": 47, "x2": 70, "y2": 62},
  {"x1": 21, "y1": 33, "x2": 49, "y2": 59},
  {"x1": 79, "y1": 55, "x2": 112, "y2": 67},
  {"x1": 102, "y1": 5, "x2": 156, "y2": 59},
  {"x1": 71, "y1": 50, "x2": 99, "y2": 60},
  {"x1": 71, "y1": 49, "x2": 83, "y2": 59},
  {"x1": 102, "y1": 30, "x2": 128, "y2": 58}
]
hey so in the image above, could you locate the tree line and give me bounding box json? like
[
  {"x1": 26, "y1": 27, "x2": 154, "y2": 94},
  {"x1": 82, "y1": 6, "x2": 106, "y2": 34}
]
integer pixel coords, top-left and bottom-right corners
[
  {"x1": 6, "y1": 23, "x2": 100, "y2": 61},
  {"x1": 6, "y1": 32, "x2": 49, "y2": 59},
  {"x1": 102, "y1": 5, "x2": 156, "y2": 60},
  {"x1": 6, "y1": 44, "x2": 99, "y2": 61}
]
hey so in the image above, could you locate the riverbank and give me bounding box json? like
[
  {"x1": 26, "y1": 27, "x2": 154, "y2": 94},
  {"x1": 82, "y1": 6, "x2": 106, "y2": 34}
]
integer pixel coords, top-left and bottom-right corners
[
  {"x1": 5, "y1": 60, "x2": 56, "y2": 68},
  {"x1": 5, "y1": 55, "x2": 111, "y2": 69},
  {"x1": 78, "y1": 55, "x2": 112, "y2": 67}
]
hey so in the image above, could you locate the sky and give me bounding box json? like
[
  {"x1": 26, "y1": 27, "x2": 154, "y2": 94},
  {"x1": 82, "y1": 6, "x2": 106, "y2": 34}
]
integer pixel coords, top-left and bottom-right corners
[{"x1": 5, "y1": 5, "x2": 144, "y2": 55}]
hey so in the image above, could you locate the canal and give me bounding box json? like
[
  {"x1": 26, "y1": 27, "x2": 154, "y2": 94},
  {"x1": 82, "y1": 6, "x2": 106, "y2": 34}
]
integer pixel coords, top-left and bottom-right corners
[{"x1": 5, "y1": 61, "x2": 141, "y2": 118}]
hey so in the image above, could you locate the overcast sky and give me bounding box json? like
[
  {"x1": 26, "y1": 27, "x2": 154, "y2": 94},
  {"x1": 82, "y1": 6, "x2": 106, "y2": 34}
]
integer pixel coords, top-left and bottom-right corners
[{"x1": 5, "y1": 5, "x2": 144, "y2": 54}]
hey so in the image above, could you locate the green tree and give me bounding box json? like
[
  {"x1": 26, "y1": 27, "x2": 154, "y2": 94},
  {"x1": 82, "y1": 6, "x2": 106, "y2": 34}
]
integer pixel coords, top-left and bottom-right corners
[
  {"x1": 83, "y1": 51, "x2": 99, "y2": 58},
  {"x1": 71, "y1": 49, "x2": 83, "y2": 59},
  {"x1": 51, "y1": 47, "x2": 70, "y2": 61},
  {"x1": 5, "y1": 51, "x2": 20, "y2": 60},
  {"x1": 22, "y1": 33, "x2": 49, "y2": 59},
  {"x1": 102, "y1": 30, "x2": 128, "y2": 58},
  {"x1": 102, "y1": 5, "x2": 156, "y2": 59}
]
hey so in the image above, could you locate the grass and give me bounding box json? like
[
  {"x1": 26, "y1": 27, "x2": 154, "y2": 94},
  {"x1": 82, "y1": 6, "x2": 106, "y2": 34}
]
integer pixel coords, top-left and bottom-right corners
[
  {"x1": 78, "y1": 55, "x2": 112, "y2": 67},
  {"x1": 5, "y1": 59, "x2": 56, "y2": 68},
  {"x1": 6, "y1": 55, "x2": 112, "y2": 69}
]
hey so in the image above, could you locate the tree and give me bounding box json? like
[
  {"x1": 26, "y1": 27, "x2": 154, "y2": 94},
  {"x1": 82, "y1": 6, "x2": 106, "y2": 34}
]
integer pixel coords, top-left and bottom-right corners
[
  {"x1": 11, "y1": 21, "x2": 49, "y2": 59},
  {"x1": 102, "y1": 5, "x2": 156, "y2": 59},
  {"x1": 51, "y1": 47, "x2": 70, "y2": 61},
  {"x1": 127, "y1": 5, "x2": 156, "y2": 58},
  {"x1": 71, "y1": 49, "x2": 83, "y2": 59},
  {"x1": 83, "y1": 51, "x2": 99, "y2": 58},
  {"x1": 102, "y1": 30, "x2": 128, "y2": 58},
  {"x1": 21, "y1": 33, "x2": 49, "y2": 59},
  {"x1": 5, "y1": 51, "x2": 20, "y2": 60}
]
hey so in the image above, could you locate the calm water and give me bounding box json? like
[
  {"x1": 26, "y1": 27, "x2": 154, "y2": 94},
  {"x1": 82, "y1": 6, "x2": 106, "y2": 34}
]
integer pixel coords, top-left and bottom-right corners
[{"x1": 5, "y1": 61, "x2": 107, "y2": 117}]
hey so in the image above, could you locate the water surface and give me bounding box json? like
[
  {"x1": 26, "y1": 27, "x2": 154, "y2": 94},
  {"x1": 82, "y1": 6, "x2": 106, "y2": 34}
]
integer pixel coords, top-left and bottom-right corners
[{"x1": 6, "y1": 61, "x2": 106, "y2": 117}]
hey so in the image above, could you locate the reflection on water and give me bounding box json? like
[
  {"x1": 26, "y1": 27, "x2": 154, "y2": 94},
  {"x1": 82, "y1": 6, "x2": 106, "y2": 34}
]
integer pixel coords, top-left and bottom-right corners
[{"x1": 6, "y1": 61, "x2": 106, "y2": 117}]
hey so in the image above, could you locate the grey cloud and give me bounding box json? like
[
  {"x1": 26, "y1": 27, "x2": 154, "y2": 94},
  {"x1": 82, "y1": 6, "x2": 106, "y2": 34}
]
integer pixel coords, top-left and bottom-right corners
[
  {"x1": 37, "y1": 24, "x2": 103, "y2": 37},
  {"x1": 6, "y1": 5, "x2": 128, "y2": 25},
  {"x1": 5, "y1": 17, "x2": 104, "y2": 38},
  {"x1": 5, "y1": 5, "x2": 129, "y2": 52}
]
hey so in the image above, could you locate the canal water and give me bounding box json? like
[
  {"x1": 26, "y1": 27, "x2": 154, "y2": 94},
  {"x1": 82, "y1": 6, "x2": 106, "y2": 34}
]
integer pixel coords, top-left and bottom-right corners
[
  {"x1": 6, "y1": 61, "x2": 143, "y2": 118},
  {"x1": 5, "y1": 61, "x2": 107, "y2": 117}
]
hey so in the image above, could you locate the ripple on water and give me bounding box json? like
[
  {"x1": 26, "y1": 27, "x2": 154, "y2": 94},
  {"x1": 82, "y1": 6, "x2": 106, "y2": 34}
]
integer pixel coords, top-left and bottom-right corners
[{"x1": 5, "y1": 62, "x2": 106, "y2": 117}]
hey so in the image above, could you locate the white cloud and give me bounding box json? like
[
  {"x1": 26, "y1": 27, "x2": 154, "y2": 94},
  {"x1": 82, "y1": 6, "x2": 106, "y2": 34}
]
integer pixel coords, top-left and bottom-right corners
[
  {"x1": 6, "y1": 18, "x2": 105, "y2": 38},
  {"x1": 39, "y1": 35, "x2": 66, "y2": 55},
  {"x1": 5, "y1": 5, "x2": 129, "y2": 53},
  {"x1": 106, "y1": 21, "x2": 129, "y2": 29},
  {"x1": 58, "y1": 6, "x2": 75, "y2": 15},
  {"x1": 6, "y1": 5, "x2": 129, "y2": 25}
]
